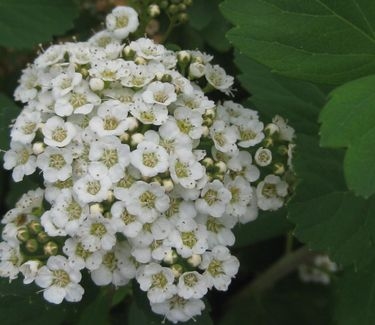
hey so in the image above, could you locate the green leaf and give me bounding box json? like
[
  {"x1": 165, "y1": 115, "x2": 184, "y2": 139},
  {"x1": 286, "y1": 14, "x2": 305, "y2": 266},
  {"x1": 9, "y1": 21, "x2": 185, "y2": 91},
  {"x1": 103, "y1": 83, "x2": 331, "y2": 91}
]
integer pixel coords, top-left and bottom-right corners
[
  {"x1": 0, "y1": 93, "x2": 19, "y2": 153},
  {"x1": 320, "y1": 74, "x2": 375, "y2": 197},
  {"x1": 234, "y1": 208, "x2": 292, "y2": 248},
  {"x1": 220, "y1": 278, "x2": 333, "y2": 325},
  {"x1": 0, "y1": 278, "x2": 72, "y2": 325},
  {"x1": 78, "y1": 290, "x2": 110, "y2": 325},
  {"x1": 187, "y1": 0, "x2": 217, "y2": 31},
  {"x1": 0, "y1": 0, "x2": 78, "y2": 49},
  {"x1": 334, "y1": 261, "x2": 375, "y2": 325},
  {"x1": 235, "y1": 52, "x2": 325, "y2": 135},
  {"x1": 221, "y1": 0, "x2": 375, "y2": 85}
]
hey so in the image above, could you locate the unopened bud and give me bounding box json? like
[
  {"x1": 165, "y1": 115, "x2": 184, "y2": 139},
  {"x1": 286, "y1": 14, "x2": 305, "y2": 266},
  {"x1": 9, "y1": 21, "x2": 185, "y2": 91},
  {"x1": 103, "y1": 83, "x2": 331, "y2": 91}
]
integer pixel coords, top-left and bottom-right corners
[
  {"x1": 80, "y1": 67, "x2": 89, "y2": 78},
  {"x1": 148, "y1": 4, "x2": 160, "y2": 17},
  {"x1": 90, "y1": 203, "x2": 104, "y2": 215},
  {"x1": 131, "y1": 133, "x2": 144, "y2": 146},
  {"x1": 32, "y1": 142, "x2": 45, "y2": 155},
  {"x1": 119, "y1": 132, "x2": 130, "y2": 142},
  {"x1": 254, "y1": 147, "x2": 272, "y2": 167},
  {"x1": 189, "y1": 62, "x2": 205, "y2": 79},
  {"x1": 127, "y1": 117, "x2": 139, "y2": 132},
  {"x1": 123, "y1": 46, "x2": 135, "y2": 59},
  {"x1": 161, "y1": 74, "x2": 173, "y2": 83},
  {"x1": 162, "y1": 179, "x2": 174, "y2": 192},
  {"x1": 25, "y1": 239, "x2": 38, "y2": 253},
  {"x1": 171, "y1": 264, "x2": 183, "y2": 277},
  {"x1": 202, "y1": 157, "x2": 214, "y2": 167},
  {"x1": 44, "y1": 241, "x2": 59, "y2": 256},
  {"x1": 37, "y1": 231, "x2": 50, "y2": 244},
  {"x1": 273, "y1": 162, "x2": 285, "y2": 175},
  {"x1": 168, "y1": 4, "x2": 179, "y2": 14},
  {"x1": 215, "y1": 161, "x2": 227, "y2": 173},
  {"x1": 177, "y1": 13, "x2": 189, "y2": 23},
  {"x1": 134, "y1": 56, "x2": 147, "y2": 65},
  {"x1": 263, "y1": 137, "x2": 273, "y2": 148},
  {"x1": 187, "y1": 254, "x2": 202, "y2": 267},
  {"x1": 106, "y1": 190, "x2": 115, "y2": 203},
  {"x1": 264, "y1": 123, "x2": 280, "y2": 136},
  {"x1": 277, "y1": 145, "x2": 288, "y2": 156},
  {"x1": 177, "y1": 51, "x2": 191, "y2": 65},
  {"x1": 163, "y1": 250, "x2": 178, "y2": 265},
  {"x1": 178, "y1": 4, "x2": 187, "y2": 11},
  {"x1": 28, "y1": 220, "x2": 42, "y2": 235},
  {"x1": 17, "y1": 227, "x2": 30, "y2": 242},
  {"x1": 89, "y1": 78, "x2": 104, "y2": 91}
]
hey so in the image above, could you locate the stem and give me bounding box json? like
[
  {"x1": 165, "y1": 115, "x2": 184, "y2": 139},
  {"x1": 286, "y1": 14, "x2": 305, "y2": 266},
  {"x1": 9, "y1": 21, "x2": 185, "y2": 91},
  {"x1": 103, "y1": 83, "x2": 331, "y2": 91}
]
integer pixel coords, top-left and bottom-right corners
[
  {"x1": 160, "y1": 18, "x2": 177, "y2": 44},
  {"x1": 285, "y1": 231, "x2": 294, "y2": 255},
  {"x1": 229, "y1": 246, "x2": 316, "y2": 306}
]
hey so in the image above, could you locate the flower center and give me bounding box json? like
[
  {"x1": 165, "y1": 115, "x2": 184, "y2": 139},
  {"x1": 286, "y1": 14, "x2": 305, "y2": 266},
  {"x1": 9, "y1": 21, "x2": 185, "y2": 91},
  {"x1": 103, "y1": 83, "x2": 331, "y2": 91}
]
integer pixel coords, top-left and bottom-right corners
[
  {"x1": 22, "y1": 122, "x2": 37, "y2": 135},
  {"x1": 102, "y1": 252, "x2": 117, "y2": 271},
  {"x1": 154, "y1": 91, "x2": 168, "y2": 103},
  {"x1": 70, "y1": 92, "x2": 87, "y2": 108},
  {"x1": 183, "y1": 273, "x2": 198, "y2": 287},
  {"x1": 121, "y1": 209, "x2": 136, "y2": 225},
  {"x1": 52, "y1": 127, "x2": 68, "y2": 142},
  {"x1": 75, "y1": 242, "x2": 92, "y2": 260},
  {"x1": 103, "y1": 117, "x2": 120, "y2": 130},
  {"x1": 262, "y1": 183, "x2": 277, "y2": 198},
  {"x1": 49, "y1": 154, "x2": 66, "y2": 169},
  {"x1": 116, "y1": 15, "x2": 129, "y2": 28},
  {"x1": 18, "y1": 149, "x2": 30, "y2": 165},
  {"x1": 139, "y1": 191, "x2": 156, "y2": 209},
  {"x1": 66, "y1": 201, "x2": 82, "y2": 220},
  {"x1": 86, "y1": 180, "x2": 101, "y2": 195},
  {"x1": 213, "y1": 132, "x2": 226, "y2": 147},
  {"x1": 52, "y1": 269, "x2": 70, "y2": 287},
  {"x1": 151, "y1": 272, "x2": 168, "y2": 289},
  {"x1": 203, "y1": 189, "x2": 218, "y2": 206},
  {"x1": 181, "y1": 231, "x2": 198, "y2": 248},
  {"x1": 239, "y1": 128, "x2": 256, "y2": 141},
  {"x1": 142, "y1": 152, "x2": 158, "y2": 168},
  {"x1": 206, "y1": 217, "x2": 224, "y2": 234},
  {"x1": 101, "y1": 149, "x2": 119, "y2": 168},
  {"x1": 177, "y1": 119, "x2": 192, "y2": 134},
  {"x1": 90, "y1": 222, "x2": 107, "y2": 237},
  {"x1": 207, "y1": 259, "x2": 224, "y2": 277}
]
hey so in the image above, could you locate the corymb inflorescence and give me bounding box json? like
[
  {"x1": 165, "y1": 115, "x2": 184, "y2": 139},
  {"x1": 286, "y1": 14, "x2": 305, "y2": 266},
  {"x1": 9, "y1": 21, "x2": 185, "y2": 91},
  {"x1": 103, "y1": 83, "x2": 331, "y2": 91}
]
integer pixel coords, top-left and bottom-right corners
[{"x1": 1, "y1": 5, "x2": 295, "y2": 323}]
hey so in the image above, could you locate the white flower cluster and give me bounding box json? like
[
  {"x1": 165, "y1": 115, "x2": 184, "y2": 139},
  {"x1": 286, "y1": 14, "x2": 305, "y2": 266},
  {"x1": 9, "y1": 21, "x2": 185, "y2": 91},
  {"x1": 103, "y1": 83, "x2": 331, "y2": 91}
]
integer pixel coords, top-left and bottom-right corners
[
  {"x1": 0, "y1": 6, "x2": 295, "y2": 323},
  {"x1": 298, "y1": 255, "x2": 338, "y2": 285}
]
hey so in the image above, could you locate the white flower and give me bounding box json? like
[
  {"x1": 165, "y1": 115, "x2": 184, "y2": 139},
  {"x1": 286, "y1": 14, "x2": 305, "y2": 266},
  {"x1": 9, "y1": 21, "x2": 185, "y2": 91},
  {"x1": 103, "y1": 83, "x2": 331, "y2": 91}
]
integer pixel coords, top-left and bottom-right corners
[
  {"x1": 254, "y1": 147, "x2": 272, "y2": 167},
  {"x1": 14, "y1": 66, "x2": 39, "y2": 103},
  {"x1": 224, "y1": 176, "x2": 252, "y2": 217},
  {"x1": 10, "y1": 108, "x2": 41, "y2": 144},
  {"x1": 15, "y1": 188, "x2": 44, "y2": 213},
  {"x1": 169, "y1": 216, "x2": 208, "y2": 258},
  {"x1": 51, "y1": 67, "x2": 82, "y2": 98},
  {"x1": 169, "y1": 149, "x2": 205, "y2": 189},
  {"x1": 79, "y1": 214, "x2": 117, "y2": 252},
  {"x1": 35, "y1": 255, "x2": 84, "y2": 304},
  {"x1": 136, "y1": 263, "x2": 176, "y2": 303},
  {"x1": 236, "y1": 119, "x2": 264, "y2": 148},
  {"x1": 121, "y1": 63, "x2": 155, "y2": 88},
  {"x1": 89, "y1": 100, "x2": 130, "y2": 136},
  {"x1": 200, "y1": 245, "x2": 239, "y2": 291},
  {"x1": 196, "y1": 180, "x2": 232, "y2": 218},
  {"x1": 130, "y1": 141, "x2": 169, "y2": 177},
  {"x1": 37, "y1": 147, "x2": 73, "y2": 182},
  {"x1": 3, "y1": 142, "x2": 36, "y2": 182},
  {"x1": 173, "y1": 90, "x2": 214, "y2": 113},
  {"x1": 177, "y1": 271, "x2": 208, "y2": 299},
  {"x1": 0, "y1": 242, "x2": 22, "y2": 280},
  {"x1": 73, "y1": 173, "x2": 112, "y2": 204},
  {"x1": 34, "y1": 45, "x2": 65, "y2": 68},
  {"x1": 142, "y1": 81, "x2": 177, "y2": 106},
  {"x1": 217, "y1": 101, "x2": 258, "y2": 125},
  {"x1": 273, "y1": 115, "x2": 295, "y2": 141},
  {"x1": 54, "y1": 82, "x2": 101, "y2": 116},
  {"x1": 227, "y1": 151, "x2": 260, "y2": 183},
  {"x1": 151, "y1": 295, "x2": 205, "y2": 324},
  {"x1": 256, "y1": 175, "x2": 288, "y2": 211},
  {"x1": 120, "y1": 181, "x2": 170, "y2": 223},
  {"x1": 205, "y1": 64, "x2": 234, "y2": 92},
  {"x1": 20, "y1": 260, "x2": 40, "y2": 284},
  {"x1": 130, "y1": 96, "x2": 168, "y2": 125},
  {"x1": 129, "y1": 37, "x2": 165, "y2": 60},
  {"x1": 91, "y1": 242, "x2": 136, "y2": 286},
  {"x1": 88, "y1": 136, "x2": 130, "y2": 182},
  {"x1": 111, "y1": 201, "x2": 143, "y2": 238},
  {"x1": 63, "y1": 237, "x2": 103, "y2": 270},
  {"x1": 210, "y1": 120, "x2": 238, "y2": 155},
  {"x1": 89, "y1": 59, "x2": 130, "y2": 81},
  {"x1": 42, "y1": 116, "x2": 77, "y2": 147},
  {"x1": 106, "y1": 6, "x2": 139, "y2": 40}
]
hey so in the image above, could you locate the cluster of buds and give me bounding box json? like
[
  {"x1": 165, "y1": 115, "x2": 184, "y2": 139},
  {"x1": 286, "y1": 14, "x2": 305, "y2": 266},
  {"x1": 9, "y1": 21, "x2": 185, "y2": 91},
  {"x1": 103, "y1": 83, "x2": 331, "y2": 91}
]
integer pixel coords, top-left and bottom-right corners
[{"x1": 0, "y1": 6, "x2": 295, "y2": 323}]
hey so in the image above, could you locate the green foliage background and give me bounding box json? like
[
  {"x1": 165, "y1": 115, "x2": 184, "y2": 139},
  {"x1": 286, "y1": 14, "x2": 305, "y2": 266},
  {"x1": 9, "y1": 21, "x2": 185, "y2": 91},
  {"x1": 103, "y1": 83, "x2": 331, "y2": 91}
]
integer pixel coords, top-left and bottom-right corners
[{"x1": 1, "y1": 0, "x2": 374, "y2": 323}]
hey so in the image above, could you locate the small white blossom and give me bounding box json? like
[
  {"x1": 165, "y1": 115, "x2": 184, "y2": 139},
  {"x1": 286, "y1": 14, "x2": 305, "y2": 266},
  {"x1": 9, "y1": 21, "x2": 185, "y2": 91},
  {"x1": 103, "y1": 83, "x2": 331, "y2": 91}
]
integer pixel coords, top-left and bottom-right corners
[
  {"x1": 256, "y1": 175, "x2": 288, "y2": 211},
  {"x1": 106, "y1": 6, "x2": 139, "y2": 40}
]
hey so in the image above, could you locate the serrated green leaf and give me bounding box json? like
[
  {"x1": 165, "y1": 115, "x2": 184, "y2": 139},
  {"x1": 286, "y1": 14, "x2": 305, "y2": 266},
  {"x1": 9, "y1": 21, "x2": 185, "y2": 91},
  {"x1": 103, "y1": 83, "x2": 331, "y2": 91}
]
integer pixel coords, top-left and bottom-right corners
[
  {"x1": 0, "y1": 0, "x2": 78, "y2": 49},
  {"x1": 320, "y1": 74, "x2": 375, "y2": 197},
  {"x1": 334, "y1": 261, "x2": 375, "y2": 325},
  {"x1": 221, "y1": 0, "x2": 375, "y2": 85},
  {"x1": 235, "y1": 52, "x2": 324, "y2": 135}
]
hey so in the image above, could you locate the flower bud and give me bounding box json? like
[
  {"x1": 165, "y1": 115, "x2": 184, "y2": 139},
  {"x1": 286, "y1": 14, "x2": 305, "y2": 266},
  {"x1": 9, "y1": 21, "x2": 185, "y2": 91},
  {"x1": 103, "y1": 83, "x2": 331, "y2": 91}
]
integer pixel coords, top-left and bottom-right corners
[
  {"x1": 32, "y1": 142, "x2": 45, "y2": 155},
  {"x1": 161, "y1": 74, "x2": 173, "y2": 83},
  {"x1": 119, "y1": 132, "x2": 130, "y2": 142},
  {"x1": 215, "y1": 161, "x2": 227, "y2": 173},
  {"x1": 168, "y1": 4, "x2": 179, "y2": 14},
  {"x1": 148, "y1": 4, "x2": 160, "y2": 17},
  {"x1": 25, "y1": 239, "x2": 38, "y2": 253},
  {"x1": 273, "y1": 162, "x2": 285, "y2": 175},
  {"x1": 131, "y1": 133, "x2": 144, "y2": 146},
  {"x1": 187, "y1": 254, "x2": 202, "y2": 267},
  {"x1": 28, "y1": 220, "x2": 43, "y2": 235},
  {"x1": 184, "y1": 0, "x2": 193, "y2": 5},
  {"x1": 16, "y1": 227, "x2": 30, "y2": 242},
  {"x1": 134, "y1": 56, "x2": 147, "y2": 65},
  {"x1": 264, "y1": 123, "x2": 280, "y2": 136},
  {"x1": 163, "y1": 250, "x2": 178, "y2": 265},
  {"x1": 202, "y1": 157, "x2": 214, "y2": 167},
  {"x1": 160, "y1": 0, "x2": 169, "y2": 9},
  {"x1": 178, "y1": 4, "x2": 187, "y2": 11},
  {"x1": 43, "y1": 241, "x2": 59, "y2": 256},
  {"x1": 263, "y1": 137, "x2": 273, "y2": 148},
  {"x1": 171, "y1": 264, "x2": 183, "y2": 277},
  {"x1": 189, "y1": 62, "x2": 205, "y2": 79},
  {"x1": 127, "y1": 117, "x2": 139, "y2": 132},
  {"x1": 162, "y1": 179, "x2": 174, "y2": 192},
  {"x1": 37, "y1": 231, "x2": 50, "y2": 244},
  {"x1": 123, "y1": 45, "x2": 135, "y2": 59},
  {"x1": 90, "y1": 203, "x2": 104, "y2": 215},
  {"x1": 177, "y1": 13, "x2": 189, "y2": 23},
  {"x1": 89, "y1": 78, "x2": 105, "y2": 91},
  {"x1": 177, "y1": 50, "x2": 191, "y2": 66}
]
